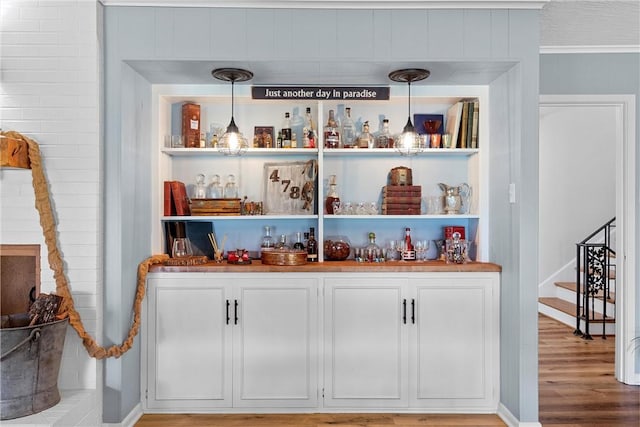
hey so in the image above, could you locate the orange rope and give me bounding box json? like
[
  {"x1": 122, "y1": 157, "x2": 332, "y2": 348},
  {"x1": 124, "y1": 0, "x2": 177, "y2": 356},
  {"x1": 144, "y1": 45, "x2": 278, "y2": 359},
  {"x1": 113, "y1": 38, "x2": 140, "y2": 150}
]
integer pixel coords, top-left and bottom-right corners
[{"x1": 2, "y1": 130, "x2": 168, "y2": 359}]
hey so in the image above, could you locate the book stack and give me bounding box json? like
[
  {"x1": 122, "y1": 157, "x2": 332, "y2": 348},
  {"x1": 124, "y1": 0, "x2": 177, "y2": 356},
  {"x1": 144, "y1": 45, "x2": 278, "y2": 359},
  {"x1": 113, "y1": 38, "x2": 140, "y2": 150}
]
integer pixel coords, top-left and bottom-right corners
[
  {"x1": 381, "y1": 185, "x2": 422, "y2": 215},
  {"x1": 446, "y1": 99, "x2": 479, "y2": 149},
  {"x1": 164, "y1": 181, "x2": 191, "y2": 216}
]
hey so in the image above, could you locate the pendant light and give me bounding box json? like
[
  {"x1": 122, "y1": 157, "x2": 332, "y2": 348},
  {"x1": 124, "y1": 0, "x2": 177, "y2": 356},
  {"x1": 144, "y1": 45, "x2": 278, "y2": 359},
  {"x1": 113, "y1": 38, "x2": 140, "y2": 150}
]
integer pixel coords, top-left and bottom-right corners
[
  {"x1": 212, "y1": 68, "x2": 254, "y2": 156},
  {"x1": 388, "y1": 68, "x2": 430, "y2": 156}
]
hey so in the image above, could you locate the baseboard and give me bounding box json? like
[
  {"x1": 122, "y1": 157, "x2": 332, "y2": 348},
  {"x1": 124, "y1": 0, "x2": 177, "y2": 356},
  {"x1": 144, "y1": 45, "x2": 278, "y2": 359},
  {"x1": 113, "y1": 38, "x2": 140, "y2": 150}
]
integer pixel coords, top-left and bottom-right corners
[
  {"x1": 103, "y1": 403, "x2": 143, "y2": 427},
  {"x1": 497, "y1": 403, "x2": 542, "y2": 427}
]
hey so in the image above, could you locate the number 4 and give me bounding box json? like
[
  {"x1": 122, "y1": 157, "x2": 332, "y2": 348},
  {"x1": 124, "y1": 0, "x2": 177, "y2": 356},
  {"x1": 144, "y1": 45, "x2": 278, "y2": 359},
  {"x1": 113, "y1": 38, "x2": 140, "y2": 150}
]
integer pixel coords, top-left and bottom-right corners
[{"x1": 269, "y1": 169, "x2": 280, "y2": 182}]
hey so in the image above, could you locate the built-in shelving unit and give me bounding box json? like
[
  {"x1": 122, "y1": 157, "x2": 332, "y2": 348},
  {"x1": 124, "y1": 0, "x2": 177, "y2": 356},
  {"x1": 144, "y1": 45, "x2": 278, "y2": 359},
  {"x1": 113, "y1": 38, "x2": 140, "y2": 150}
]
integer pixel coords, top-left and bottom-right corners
[{"x1": 152, "y1": 85, "x2": 488, "y2": 261}]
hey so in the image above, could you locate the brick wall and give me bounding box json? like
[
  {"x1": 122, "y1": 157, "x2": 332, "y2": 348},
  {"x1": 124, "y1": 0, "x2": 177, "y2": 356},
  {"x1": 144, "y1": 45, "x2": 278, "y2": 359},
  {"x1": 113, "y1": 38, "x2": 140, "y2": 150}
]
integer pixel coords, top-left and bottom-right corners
[{"x1": 0, "y1": 0, "x2": 100, "y2": 390}]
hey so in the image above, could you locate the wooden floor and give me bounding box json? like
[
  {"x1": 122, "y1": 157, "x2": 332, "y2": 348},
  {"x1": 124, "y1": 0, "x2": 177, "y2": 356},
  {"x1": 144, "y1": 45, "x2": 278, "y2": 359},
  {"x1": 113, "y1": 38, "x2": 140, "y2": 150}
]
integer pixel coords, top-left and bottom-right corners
[
  {"x1": 136, "y1": 314, "x2": 639, "y2": 427},
  {"x1": 538, "y1": 313, "x2": 639, "y2": 426}
]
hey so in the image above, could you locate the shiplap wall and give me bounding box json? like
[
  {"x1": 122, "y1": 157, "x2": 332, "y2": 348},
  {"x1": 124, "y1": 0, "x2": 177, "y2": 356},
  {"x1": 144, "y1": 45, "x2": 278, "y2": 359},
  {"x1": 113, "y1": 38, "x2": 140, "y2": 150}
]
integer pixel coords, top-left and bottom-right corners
[{"x1": 0, "y1": 0, "x2": 100, "y2": 392}]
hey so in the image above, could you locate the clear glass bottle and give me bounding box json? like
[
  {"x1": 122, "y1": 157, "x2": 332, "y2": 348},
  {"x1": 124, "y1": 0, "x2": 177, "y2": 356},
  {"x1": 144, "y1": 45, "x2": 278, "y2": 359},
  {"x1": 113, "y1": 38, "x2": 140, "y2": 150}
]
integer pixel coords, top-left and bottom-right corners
[
  {"x1": 365, "y1": 232, "x2": 381, "y2": 262},
  {"x1": 324, "y1": 109, "x2": 340, "y2": 149},
  {"x1": 303, "y1": 107, "x2": 316, "y2": 148},
  {"x1": 281, "y1": 112, "x2": 292, "y2": 148},
  {"x1": 194, "y1": 173, "x2": 207, "y2": 199},
  {"x1": 260, "y1": 225, "x2": 275, "y2": 255},
  {"x1": 341, "y1": 107, "x2": 356, "y2": 148},
  {"x1": 307, "y1": 227, "x2": 318, "y2": 262},
  {"x1": 356, "y1": 121, "x2": 374, "y2": 149},
  {"x1": 325, "y1": 174, "x2": 340, "y2": 214},
  {"x1": 224, "y1": 174, "x2": 238, "y2": 199},
  {"x1": 208, "y1": 174, "x2": 223, "y2": 198},
  {"x1": 375, "y1": 118, "x2": 394, "y2": 148},
  {"x1": 293, "y1": 231, "x2": 305, "y2": 250},
  {"x1": 275, "y1": 234, "x2": 290, "y2": 250}
]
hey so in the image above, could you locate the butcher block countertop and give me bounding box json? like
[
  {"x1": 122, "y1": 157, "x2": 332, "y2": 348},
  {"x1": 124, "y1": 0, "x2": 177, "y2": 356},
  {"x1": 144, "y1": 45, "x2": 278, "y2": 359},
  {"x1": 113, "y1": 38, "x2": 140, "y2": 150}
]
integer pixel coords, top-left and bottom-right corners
[{"x1": 149, "y1": 260, "x2": 501, "y2": 273}]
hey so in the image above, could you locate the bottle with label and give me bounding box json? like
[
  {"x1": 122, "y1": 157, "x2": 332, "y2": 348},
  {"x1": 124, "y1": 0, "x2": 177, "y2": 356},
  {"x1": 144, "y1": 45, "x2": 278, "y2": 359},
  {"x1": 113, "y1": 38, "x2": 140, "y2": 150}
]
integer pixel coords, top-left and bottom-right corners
[
  {"x1": 324, "y1": 109, "x2": 340, "y2": 149},
  {"x1": 325, "y1": 174, "x2": 340, "y2": 214},
  {"x1": 341, "y1": 107, "x2": 356, "y2": 148},
  {"x1": 276, "y1": 131, "x2": 283, "y2": 149},
  {"x1": 281, "y1": 112, "x2": 292, "y2": 148},
  {"x1": 356, "y1": 121, "x2": 374, "y2": 149},
  {"x1": 375, "y1": 118, "x2": 394, "y2": 148},
  {"x1": 307, "y1": 227, "x2": 318, "y2": 262},
  {"x1": 303, "y1": 107, "x2": 316, "y2": 148},
  {"x1": 260, "y1": 225, "x2": 275, "y2": 255},
  {"x1": 402, "y1": 227, "x2": 416, "y2": 261},
  {"x1": 365, "y1": 232, "x2": 381, "y2": 262},
  {"x1": 291, "y1": 132, "x2": 298, "y2": 148},
  {"x1": 293, "y1": 231, "x2": 305, "y2": 250}
]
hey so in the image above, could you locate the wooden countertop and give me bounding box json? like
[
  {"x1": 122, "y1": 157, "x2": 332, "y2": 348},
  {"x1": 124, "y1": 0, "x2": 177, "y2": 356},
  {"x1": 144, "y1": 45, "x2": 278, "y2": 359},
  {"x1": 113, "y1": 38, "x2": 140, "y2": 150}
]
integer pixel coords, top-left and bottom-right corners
[{"x1": 149, "y1": 260, "x2": 501, "y2": 273}]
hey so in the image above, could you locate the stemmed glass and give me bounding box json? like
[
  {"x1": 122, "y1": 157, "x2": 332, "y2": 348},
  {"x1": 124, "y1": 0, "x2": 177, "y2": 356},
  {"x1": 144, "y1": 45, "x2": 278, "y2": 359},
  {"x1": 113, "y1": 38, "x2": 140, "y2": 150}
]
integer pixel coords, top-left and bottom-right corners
[{"x1": 415, "y1": 240, "x2": 430, "y2": 261}]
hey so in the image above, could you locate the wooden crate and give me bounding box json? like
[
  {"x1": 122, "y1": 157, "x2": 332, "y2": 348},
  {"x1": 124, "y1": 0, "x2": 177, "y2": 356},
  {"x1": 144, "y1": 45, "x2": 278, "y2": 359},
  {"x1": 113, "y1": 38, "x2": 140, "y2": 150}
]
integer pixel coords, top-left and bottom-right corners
[{"x1": 190, "y1": 199, "x2": 241, "y2": 216}]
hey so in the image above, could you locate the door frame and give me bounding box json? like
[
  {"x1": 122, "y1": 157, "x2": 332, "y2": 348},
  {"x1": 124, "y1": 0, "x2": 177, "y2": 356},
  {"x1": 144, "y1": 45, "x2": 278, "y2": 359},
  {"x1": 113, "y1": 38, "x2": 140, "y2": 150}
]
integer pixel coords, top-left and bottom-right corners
[{"x1": 539, "y1": 94, "x2": 637, "y2": 385}]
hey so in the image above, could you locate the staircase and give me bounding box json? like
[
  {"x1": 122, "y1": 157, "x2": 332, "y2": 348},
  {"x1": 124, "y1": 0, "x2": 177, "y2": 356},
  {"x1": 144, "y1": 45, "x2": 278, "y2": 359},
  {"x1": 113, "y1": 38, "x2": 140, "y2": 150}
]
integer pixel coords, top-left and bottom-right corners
[{"x1": 538, "y1": 218, "x2": 616, "y2": 339}]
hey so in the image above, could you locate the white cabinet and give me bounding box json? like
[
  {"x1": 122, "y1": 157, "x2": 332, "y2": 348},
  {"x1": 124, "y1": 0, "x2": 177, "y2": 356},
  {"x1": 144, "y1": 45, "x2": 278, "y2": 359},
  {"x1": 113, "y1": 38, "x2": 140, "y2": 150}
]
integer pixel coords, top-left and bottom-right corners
[
  {"x1": 144, "y1": 274, "x2": 318, "y2": 411},
  {"x1": 323, "y1": 277, "x2": 409, "y2": 408},
  {"x1": 323, "y1": 272, "x2": 499, "y2": 411},
  {"x1": 145, "y1": 277, "x2": 232, "y2": 410},
  {"x1": 409, "y1": 274, "x2": 499, "y2": 410}
]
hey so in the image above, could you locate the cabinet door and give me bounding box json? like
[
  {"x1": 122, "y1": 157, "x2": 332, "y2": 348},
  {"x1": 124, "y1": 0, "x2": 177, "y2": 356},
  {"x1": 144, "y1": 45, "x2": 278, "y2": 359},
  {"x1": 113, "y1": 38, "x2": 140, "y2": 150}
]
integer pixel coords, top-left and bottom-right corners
[
  {"x1": 233, "y1": 277, "x2": 318, "y2": 408},
  {"x1": 146, "y1": 277, "x2": 232, "y2": 410},
  {"x1": 409, "y1": 274, "x2": 499, "y2": 410},
  {"x1": 324, "y1": 277, "x2": 409, "y2": 408}
]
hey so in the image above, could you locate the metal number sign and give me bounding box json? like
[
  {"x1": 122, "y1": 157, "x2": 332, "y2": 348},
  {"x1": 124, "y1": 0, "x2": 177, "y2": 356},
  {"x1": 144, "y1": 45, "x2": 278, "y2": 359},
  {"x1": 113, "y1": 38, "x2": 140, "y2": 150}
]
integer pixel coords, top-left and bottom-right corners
[{"x1": 263, "y1": 160, "x2": 317, "y2": 215}]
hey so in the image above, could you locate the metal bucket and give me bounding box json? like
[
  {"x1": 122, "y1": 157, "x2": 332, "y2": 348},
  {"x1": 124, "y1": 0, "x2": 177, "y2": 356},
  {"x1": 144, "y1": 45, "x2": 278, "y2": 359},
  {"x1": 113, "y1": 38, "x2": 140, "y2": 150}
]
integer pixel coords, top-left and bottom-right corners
[{"x1": 0, "y1": 313, "x2": 68, "y2": 420}]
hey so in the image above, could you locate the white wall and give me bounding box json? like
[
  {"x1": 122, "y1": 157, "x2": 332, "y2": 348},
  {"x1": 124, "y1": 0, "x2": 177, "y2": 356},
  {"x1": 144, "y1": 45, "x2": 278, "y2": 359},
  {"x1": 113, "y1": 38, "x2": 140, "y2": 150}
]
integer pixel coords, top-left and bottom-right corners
[
  {"x1": 538, "y1": 103, "x2": 616, "y2": 282},
  {"x1": 0, "y1": 0, "x2": 100, "y2": 392}
]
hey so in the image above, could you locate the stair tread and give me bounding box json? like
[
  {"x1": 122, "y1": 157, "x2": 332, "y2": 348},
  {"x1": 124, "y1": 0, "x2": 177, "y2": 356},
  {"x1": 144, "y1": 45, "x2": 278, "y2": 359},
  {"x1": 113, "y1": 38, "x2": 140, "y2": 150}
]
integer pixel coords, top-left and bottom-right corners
[
  {"x1": 539, "y1": 297, "x2": 615, "y2": 322},
  {"x1": 554, "y1": 281, "x2": 616, "y2": 303}
]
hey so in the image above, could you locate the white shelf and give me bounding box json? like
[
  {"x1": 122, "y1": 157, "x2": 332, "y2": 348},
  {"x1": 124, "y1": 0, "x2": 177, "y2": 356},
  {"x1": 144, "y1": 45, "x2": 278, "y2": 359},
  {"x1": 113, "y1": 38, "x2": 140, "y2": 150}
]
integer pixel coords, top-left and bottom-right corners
[
  {"x1": 162, "y1": 215, "x2": 318, "y2": 221},
  {"x1": 321, "y1": 148, "x2": 479, "y2": 156},
  {"x1": 162, "y1": 147, "x2": 318, "y2": 156},
  {"x1": 323, "y1": 214, "x2": 480, "y2": 220}
]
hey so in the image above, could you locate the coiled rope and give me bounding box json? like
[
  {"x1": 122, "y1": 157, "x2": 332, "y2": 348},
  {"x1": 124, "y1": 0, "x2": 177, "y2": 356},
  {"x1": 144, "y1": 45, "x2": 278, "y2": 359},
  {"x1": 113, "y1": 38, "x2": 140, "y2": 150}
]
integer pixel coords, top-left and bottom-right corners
[{"x1": 3, "y1": 130, "x2": 168, "y2": 359}]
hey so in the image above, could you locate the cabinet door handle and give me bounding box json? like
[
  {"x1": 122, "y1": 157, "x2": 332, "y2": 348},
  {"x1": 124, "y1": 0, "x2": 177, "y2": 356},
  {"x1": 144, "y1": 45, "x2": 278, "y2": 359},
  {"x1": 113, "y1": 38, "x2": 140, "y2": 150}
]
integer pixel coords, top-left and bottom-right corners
[
  {"x1": 411, "y1": 298, "x2": 415, "y2": 324},
  {"x1": 234, "y1": 299, "x2": 239, "y2": 325},
  {"x1": 226, "y1": 300, "x2": 230, "y2": 325},
  {"x1": 402, "y1": 299, "x2": 407, "y2": 324}
]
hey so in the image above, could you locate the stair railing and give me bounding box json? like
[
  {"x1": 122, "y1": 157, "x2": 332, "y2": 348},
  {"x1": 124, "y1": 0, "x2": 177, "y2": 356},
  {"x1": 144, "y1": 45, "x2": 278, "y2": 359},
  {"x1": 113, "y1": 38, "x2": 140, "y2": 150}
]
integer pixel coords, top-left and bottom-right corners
[{"x1": 574, "y1": 217, "x2": 616, "y2": 340}]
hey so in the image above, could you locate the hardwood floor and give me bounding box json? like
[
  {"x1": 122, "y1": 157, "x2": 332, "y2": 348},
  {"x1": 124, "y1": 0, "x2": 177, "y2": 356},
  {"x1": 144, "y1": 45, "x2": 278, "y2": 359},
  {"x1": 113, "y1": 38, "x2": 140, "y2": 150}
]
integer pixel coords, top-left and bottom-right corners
[
  {"x1": 136, "y1": 314, "x2": 640, "y2": 427},
  {"x1": 538, "y1": 313, "x2": 640, "y2": 426}
]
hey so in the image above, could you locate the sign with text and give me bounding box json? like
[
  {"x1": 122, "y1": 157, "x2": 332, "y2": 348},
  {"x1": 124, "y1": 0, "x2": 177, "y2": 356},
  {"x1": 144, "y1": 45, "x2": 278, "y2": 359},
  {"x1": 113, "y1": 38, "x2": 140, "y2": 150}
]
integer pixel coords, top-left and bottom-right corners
[{"x1": 252, "y1": 86, "x2": 389, "y2": 101}]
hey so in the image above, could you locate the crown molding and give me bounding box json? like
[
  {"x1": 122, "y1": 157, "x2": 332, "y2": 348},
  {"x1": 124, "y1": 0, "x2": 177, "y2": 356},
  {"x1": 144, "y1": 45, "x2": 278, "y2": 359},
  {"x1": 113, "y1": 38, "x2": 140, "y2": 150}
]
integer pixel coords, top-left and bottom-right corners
[
  {"x1": 540, "y1": 45, "x2": 640, "y2": 54},
  {"x1": 98, "y1": 0, "x2": 550, "y2": 9}
]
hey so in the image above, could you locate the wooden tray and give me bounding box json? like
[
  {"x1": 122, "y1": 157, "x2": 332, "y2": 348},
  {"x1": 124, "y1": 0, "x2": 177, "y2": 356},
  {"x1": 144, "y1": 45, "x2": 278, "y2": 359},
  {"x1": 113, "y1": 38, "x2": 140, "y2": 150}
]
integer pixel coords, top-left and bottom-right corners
[{"x1": 261, "y1": 250, "x2": 307, "y2": 266}]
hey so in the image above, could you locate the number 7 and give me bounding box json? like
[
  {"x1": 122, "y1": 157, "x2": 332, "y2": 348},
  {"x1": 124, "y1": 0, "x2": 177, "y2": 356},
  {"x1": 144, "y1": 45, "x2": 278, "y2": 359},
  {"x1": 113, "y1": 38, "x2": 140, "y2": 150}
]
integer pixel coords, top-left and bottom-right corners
[{"x1": 281, "y1": 179, "x2": 291, "y2": 192}]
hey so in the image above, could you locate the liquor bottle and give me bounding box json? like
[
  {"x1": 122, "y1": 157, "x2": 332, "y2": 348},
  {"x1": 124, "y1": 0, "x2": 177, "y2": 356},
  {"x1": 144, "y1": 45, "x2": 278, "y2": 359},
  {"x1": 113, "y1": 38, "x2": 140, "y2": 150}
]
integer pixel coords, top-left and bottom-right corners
[
  {"x1": 325, "y1": 174, "x2": 340, "y2": 214},
  {"x1": 276, "y1": 131, "x2": 283, "y2": 149},
  {"x1": 324, "y1": 109, "x2": 340, "y2": 149},
  {"x1": 260, "y1": 225, "x2": 275, "y2": 255},
  {"x1": 341, "y1": 107, "x2": 356, "y2": 148},
  {"x1": 275, "y1": 234, "x2": 290, "y2": 250},
  {"x1": 365, "y1": 232, "x2": 381, "y2": 262},
  {"x1": 356, "y1": 121, "x2": 374, "y2": 149},
  {"x1": 293, "y1": 231, "x2": 305, "y2": 250},
  {"x1": 303, "y1": 107, "x2": 316, "y2": 148},
  {"x1": 375, "y1": 118, "x2": 394, "y2": 148},
  {"x1": 307, "y1": 227, "x2": 318, "y2": 262},
  {"x1": 281, "y1": 112, "x2": 292, "y2": 148},
  {"x1": 402, "y1": 227, "x2": 416, "y2": 261}
]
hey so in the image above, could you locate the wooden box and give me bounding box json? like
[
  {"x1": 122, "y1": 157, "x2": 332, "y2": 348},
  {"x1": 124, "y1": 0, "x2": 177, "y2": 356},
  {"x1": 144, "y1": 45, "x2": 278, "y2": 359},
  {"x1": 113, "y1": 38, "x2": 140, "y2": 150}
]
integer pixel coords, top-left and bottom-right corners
[
  {"x1": 190, "y1": 198, "x2": 241, "y2": 216},
  {"x1": 181, "y1": 102, "x2": 200, "y2": 148},
  {"x1": 381, "y1": 185, "x2": 422, "y2": 215}
]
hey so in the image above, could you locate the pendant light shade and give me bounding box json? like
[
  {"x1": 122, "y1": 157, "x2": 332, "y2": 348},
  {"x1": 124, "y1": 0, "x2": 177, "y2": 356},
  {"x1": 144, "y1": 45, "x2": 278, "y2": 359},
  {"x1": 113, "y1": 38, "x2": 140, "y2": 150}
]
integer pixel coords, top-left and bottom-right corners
[
  {"x1": 212, "y1": 68, "x2": 254, "y2": 156},
  {"x1": 388, "y1": 68, "x2": 430, "y2": 156}
]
